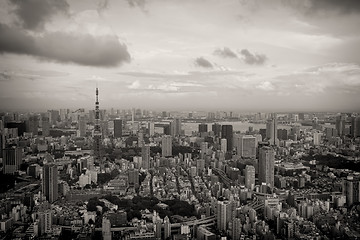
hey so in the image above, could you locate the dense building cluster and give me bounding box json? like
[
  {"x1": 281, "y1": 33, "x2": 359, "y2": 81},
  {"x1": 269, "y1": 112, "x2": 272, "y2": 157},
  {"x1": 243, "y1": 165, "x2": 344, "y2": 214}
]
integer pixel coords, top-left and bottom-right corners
[{"x1": 0, "y1": 90, "x2": 359, "y2": 239}]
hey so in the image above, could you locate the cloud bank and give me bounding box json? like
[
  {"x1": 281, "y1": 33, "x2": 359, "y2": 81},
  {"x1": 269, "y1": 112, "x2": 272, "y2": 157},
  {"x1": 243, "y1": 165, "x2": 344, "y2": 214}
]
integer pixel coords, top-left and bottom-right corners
[
  {"x1": 239, "y1": 49, "x2": 267, "y2": 65},
  {"x1": 194, "y1": 57, "x2": 213, "y2": 68},
  {"x1": 0, "y1": 24, "x2": 131, "y2": 67}
]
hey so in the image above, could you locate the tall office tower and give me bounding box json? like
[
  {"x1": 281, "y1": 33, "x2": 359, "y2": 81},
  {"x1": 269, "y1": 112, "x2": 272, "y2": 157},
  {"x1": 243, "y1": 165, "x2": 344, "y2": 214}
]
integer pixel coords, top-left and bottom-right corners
[
  {"x1": 128, "y1": 168, "x2": 139, "y2": 188},
  {"x1": 42, "y1": 117, "x2": 50, "y2": 137},
  {"x1": 28, "y1": 115, "x2": 39, "y2": 136},
  {"x1": 221, "y1": 125, "x2": 233, "y2": 152},
  {"x1": 217, "y1": 200, "x2": 232, "y2": 231},
  {"x1": 48, "y1": 110, "x2": 60, "y2": 125},
  {"x1": 351, "y1": 116, "x2": 360, "y2": 138},
  {"x1": 164, "y1": 216, "x2": 171, "y2": 239},
  {"x1": 38, "y1": 209, "x2": 52, "y2": 235},
  {"x1": 343, "y1": 175, "x2": 360, "y2": 206},
  {"x1": 336, "y1": 115, "x2": 346, "y2": 136},
  {"x1": 198, "y1": 123, "x2": 208, "y2": 133},
  {"x1": 313, "y1": 132, "x2": 321, "y2": 145},
  {"x1": 148, "y1": 122, "x2": 155, "y2": 136},
  {"x1": 212, "y1": 123, "x2": 221, "y2": 137},
  {"x1": 220, "y1": 139, "x2": 227, "y2": 153},
  {"x1": 93, "y1": 88, "x2": 103, "y2": 169},
  {"x1": 78, "y1": 116, "x2": 86, "y2": 137},
  {"x1": 245, "y1": 165, "x2": 255, "y2": 190},
  {"x1": 277, "y1": 129, "x2": 288, "y2": 141},
  {"x1": 113, "y1": 119, "x2": 122, "y2": 138},
  {"x1": 232, "y1": 218, "x2": 242, "y2": 240},
  {"x1": 170, "y1": 118, "x2": 182, "y2": 136},
  {"x1": 162, "y1": 135, "x2": 172, "y2": 157},
  {"x1": 101, "y1": 121, "x2": 109, "y2": 138},
  {"x1": 3, "y1": 146, "x2": 22, "y2": 174},
  {"x1": 102, "y1": 217, "x2": 111, "y2": 240},
  {"x1": 259, "y1": 146, "x2": 275, "y2": 188},
  {"x1": 59, "y1": 109, "x2": 67, "y2": 121},
  {"x1": 266, "y1": 113, "x2": 278, "y2": 146},
  {"x1": 236, "y1": 135, "x2": 256, "y2": 158},
  {"x1": 142, "y1": 145, "x2": 150, "y2": 169},
  {"x1": 138, "y1": 129, "x2": 144, "y2": 147},
  {"x1": 42, "y1": 163, "x2": 58, "y2": 203},
  {"x1": 200, "y1": 142, "x2": 208, "y2": 159}
]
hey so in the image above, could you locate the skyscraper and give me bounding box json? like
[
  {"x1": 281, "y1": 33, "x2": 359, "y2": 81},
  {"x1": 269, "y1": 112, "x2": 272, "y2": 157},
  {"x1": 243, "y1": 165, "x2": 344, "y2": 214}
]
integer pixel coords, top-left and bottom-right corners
[
  {"x1": 164, "y1": 216, "x2": 171, "y2": 239},
  {"x1": 212, "y1": 123, "x2": 221, "y2": 137},
  {"x1": 28, "y1": 115, "x2": 39, "y2": 136},
  {"x1": 3, "y1": 146, "x2": 22, "y2": 174},
  {"x1": 42, "y1": 117, "x2": 50, "y2": 137},
  {"x1": 259, "y1": 146, "x2": 275, "y2": 188},
  {"x1": 221, "y1": 125, "x2": 233, "y2": 152},
  {"x1": 336, "y1": 115, "x2": 346, "y2": 137},
  {"x1": 170, "y1": 118, "x2": 182, "y2": 136},
  {"x1": 343, "y1": 175, "x2": 360, "y2": 206},
  {"x1": 142, "y1": 145, "x2": 150, "y2": 169},
  {"x1": 351, "y1": 116, "x2": 360, "y2": 138},
  {"x1": 245, "y1": 165, "x2": 255, "y2": 190},
  {"x1": 162, "y1": 135, "x2": 172, "y2": 157},
  {"x1": 198, "y1": 123, "x2": 208, "y2": 133},
  {"x1": 236, "y1": 135, "x2": 256, "y2": 158},
  {"x1": 220, "y1": 139, "x2": 227, "y2": 153},
  {"x1": 113, "y1": 119, "x2": 122, "y2": 138},
  {"x1": 93, "y1": 88, "x2": 103, "y2": 169},
  {"x1": 42, "y1": 163, "x2": 58, "y2": 203},
  {"x1": 266, "y1": 113, "x2": 278, "y2": 146},
  {"x1": 217, "y1": 200, "x2": 232, "y2": 231},
  {"x1": 148, "y1": 122, "x2": 155, "y2": 136},
  {"x1": 78, "y1": 116, "x2": 86, "y2": 137}
]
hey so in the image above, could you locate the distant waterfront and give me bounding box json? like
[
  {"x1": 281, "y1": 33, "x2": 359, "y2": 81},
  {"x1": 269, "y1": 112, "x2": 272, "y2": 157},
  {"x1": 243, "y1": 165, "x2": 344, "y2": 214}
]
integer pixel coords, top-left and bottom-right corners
[{"x1": 182, "y1": 121, "x2": 312, "y2": 136}]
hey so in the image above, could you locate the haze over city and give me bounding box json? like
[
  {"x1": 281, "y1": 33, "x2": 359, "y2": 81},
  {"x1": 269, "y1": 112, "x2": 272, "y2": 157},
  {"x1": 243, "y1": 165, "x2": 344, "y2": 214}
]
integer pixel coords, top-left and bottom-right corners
[{"x1": 1, "y1": 0, "x2": 360, "y2": 111}]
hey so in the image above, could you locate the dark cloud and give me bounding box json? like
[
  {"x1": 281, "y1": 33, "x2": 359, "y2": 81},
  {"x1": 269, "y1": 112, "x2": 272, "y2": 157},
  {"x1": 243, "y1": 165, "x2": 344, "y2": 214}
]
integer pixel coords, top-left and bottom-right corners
[
  {"x1": 10, "y1": 0, "x2": 69, "y2": 30},
  {"x1": 127, "y1": 0, "x2": 147, "y2": 12},
  {"x1": 284, "y1": 0, "x2": 360, "y2": 15},
  {"x1": 0, "y1": 72, "x2": 12, "y2": 82},
  {"x1": 213, "y1": 47, "x2": 237, "y2": 58},
  {"x1": 194, "y1": 57, "x2": 213, "y2": 68},
  {"x1": 0, "y1": 24, "x2": 131, "y2": 67},
  {"x1": 239, "y1": 49, "x2": 267, "y2": 65},
  {"x1": 97, "y1": 0, "x2": 109, "y2": 15}
]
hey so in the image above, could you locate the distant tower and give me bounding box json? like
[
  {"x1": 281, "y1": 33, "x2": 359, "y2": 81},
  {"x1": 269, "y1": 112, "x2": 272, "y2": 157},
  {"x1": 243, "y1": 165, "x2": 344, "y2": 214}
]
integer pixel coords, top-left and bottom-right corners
[
  {"x1": 162, "y1": 135, "x2": 172, "y2": 157},
  {"x1": 93, "y1": 88, "x2": 103, "y2": 169}
]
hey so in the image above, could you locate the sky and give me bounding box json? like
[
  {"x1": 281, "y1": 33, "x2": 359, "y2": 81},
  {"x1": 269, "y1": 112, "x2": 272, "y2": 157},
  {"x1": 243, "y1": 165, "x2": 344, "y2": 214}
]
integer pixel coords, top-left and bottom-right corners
[{"x1": 0, "y1": 0, "x2": 360, "y2": 112}]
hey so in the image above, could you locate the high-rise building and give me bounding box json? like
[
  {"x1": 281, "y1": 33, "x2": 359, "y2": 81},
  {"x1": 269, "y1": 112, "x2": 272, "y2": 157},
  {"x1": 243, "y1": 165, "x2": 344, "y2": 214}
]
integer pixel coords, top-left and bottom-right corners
[
  {"x1": 232, "y1": 218, "x2": 242, "y2": 240},
  {"x1": 277, "y1": 129, "x2": 288, "y2": 141},
  {"x1": 48, "y1": 110, "x2": 60, "y2": 125},
  {"x1": 142, "y1": 145, "x2": 150, "y2": 169},
  {"x1": 170, "y1": 118, "x2": 182, "y2": 136},
  {"x1": 42, "y1": 117, "x2": 50, "y2": 137},
  {"x1": 313, "y1": 132, "x2": 321, "y2": 145},
  {"x1": 199, "y1": 123, "x2": 208, "y2": 133},
  {"x1": 113, "y1": 119, "x2": 122, "y2": 138},
  {"x1": 3, "y1": 146, "x2": 22, "y2": 174},
  {"x1": 38, "y1": 209, "x2": 52, "y2": 235},
  {"x1": 212, "y1": 123, "x2": 221, "y2": 137},
  {"x1": 266, "y1": 113, "x2": 278, "y2": 146},
  {"x1": 220, "y1": 139, "x2": 227, "y2": 153},
  {"x1": 351, "y1": 116, "x2": 360, "y2": 138},
  {"x1": 336, "y1": 115, "x2": 346, "y2": 137},
  {"x1": 236, "y1": 135, "x2": 256, "y2": 158},
  {"x1": 162, "y1": 135, "x2": 172, "y2": 157},
  {"x1": 42, "y1": 163, "x2": 58, "y2": 203},
  {"x1": 148, "y1": 122, "x2": 155, "y2": 136},
  {"x1": 343, "y1": 175, "x2": 360, "y2": 206},
  {"x1": 128, "y1": 168, "x2": 139, "y2": 188},
  {"x1": 28, "y1": 115, "x2": 39, "y2": 136},
  {"x1": 259, "y1": 146, "x2": 275, "y2": 188},
  {"x1": 221, "y1": 125, "x2": 233, "y2": 152},
  {"x1": 164, "y1": 216, "x2": 171, "y2": 239},
  {"x1": 78, "y1": 116, "x2": 86, "y2": 137},
  {"x1": 217, "y1": 200, "x2": 232, "y2": 231},
  {"x1": 200, "y1": 142, "x2": 208, "y2": 159},
  {"x1": 138, "y1": 129, "x2": 144, "y2": 148},
  {"x1": 93, "y1": 88, "x2": 103, "y2": 169},
  {"x1": 245, "y1": 165, "x2": 255, "y2": 190}
]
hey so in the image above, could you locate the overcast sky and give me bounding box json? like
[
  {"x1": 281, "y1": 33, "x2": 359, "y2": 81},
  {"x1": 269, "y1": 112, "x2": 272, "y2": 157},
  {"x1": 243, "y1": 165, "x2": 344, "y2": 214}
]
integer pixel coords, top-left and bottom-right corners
[{"x1": 0, "y1": 0, "x2": 360, "y2": 112}]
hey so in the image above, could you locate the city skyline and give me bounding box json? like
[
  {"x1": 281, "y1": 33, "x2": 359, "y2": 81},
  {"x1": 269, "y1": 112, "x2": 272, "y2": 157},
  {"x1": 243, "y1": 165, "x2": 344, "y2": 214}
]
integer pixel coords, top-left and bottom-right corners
[{"x1": 1, "y1": 0, "x2": 360, "y2": 112}]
